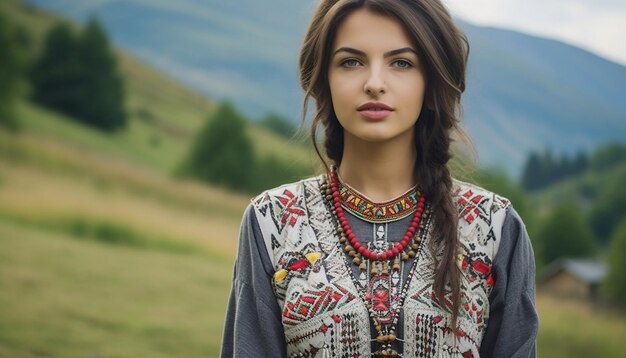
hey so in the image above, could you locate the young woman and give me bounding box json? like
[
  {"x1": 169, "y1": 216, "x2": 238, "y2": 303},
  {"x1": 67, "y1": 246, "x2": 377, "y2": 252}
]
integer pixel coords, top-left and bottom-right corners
[{"x1": 221, "y1": 1, "x2": 538, "y2": 357}]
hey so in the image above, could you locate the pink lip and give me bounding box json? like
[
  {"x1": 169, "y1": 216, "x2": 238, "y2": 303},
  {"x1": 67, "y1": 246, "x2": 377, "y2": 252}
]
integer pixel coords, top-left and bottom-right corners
[{"x1": 357, "y1": 102, "x2": 394, "y2": 121}]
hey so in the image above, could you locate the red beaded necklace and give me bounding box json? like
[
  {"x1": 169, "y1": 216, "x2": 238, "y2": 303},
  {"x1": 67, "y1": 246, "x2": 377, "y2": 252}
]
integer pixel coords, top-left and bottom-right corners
[{"x1": 329, "y1": 167, "x2": 425, "y2": 261}]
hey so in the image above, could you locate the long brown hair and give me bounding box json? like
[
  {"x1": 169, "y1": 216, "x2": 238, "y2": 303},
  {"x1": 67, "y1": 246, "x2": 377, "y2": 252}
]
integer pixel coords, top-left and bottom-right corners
[{"x1": 299, "y1": 0, "x2": 470, "y2": 329}]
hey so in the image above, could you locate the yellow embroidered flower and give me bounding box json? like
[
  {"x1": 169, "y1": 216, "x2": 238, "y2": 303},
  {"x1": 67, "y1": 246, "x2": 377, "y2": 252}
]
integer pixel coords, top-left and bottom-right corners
[
  {"x1": 274, "y1": 269, "x2": 288, "y2": 282},
  {"x1": 305, "y1": 252, "x2": 322, "y2": 264}
]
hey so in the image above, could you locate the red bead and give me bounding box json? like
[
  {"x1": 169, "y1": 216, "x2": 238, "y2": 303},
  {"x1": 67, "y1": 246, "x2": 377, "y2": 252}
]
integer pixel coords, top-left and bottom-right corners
[{"x1": 329, "y1": 166, "x2": 427, "y2": 262}]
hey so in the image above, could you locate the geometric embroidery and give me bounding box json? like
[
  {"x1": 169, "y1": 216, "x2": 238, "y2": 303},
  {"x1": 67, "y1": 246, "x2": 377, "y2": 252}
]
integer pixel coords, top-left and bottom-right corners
[
  {"x1": 339, "y1": 180, "x2": 419, "y2": 223},
  {"x1": 282, "y1": 285, "x2": 356, "y2": 326},
  {"x1": 271, "y1": 234, "x2": 281, "y2": 250},
  {"x1": 455, "y1": 188, "x2": 490, "y2": 225},
  {"x1": 252, "y1": 176, "x2": 510, "y2": 357},
  {"x1": 415, "y1": 313, "x2": 439, "y2": 357},
  {"x1": 274, "y1": 189, "x2": 306, "y2": 231}
]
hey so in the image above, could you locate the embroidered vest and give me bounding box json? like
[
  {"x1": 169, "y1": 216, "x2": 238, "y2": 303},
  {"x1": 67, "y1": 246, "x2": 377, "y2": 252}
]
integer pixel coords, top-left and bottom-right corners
[{"x1": 251, "y1": 175, "x2": 510, "y2": 357}]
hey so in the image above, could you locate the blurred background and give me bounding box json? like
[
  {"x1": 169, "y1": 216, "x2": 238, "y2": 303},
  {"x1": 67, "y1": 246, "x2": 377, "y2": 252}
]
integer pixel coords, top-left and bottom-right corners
[{"x1": 0, "y1": 0, "x2": 624, "y2": 356}]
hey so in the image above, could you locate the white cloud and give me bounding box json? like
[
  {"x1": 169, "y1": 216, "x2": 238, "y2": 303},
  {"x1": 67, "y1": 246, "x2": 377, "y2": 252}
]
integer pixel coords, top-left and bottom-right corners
[{"x1": 443, "y1": 0, "x2": 626, "y2": 66}]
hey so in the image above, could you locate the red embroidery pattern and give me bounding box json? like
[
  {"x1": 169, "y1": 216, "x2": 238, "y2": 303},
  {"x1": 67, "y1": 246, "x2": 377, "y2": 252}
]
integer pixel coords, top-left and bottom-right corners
[
  {"x1": 282, "y1": 286, "x2": 356, "y2": 326},
  {"x1": 276, "y1": 189, "x2": 306, "y2": 227},
  {"x1": 456, "y1": 189, "x2": 490, "y2": 224}
]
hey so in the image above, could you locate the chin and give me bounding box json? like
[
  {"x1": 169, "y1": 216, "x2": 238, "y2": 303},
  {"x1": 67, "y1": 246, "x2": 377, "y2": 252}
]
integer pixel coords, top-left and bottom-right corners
[{"x1": 352, "y1": 132, "x2": 396, "y2": 143}]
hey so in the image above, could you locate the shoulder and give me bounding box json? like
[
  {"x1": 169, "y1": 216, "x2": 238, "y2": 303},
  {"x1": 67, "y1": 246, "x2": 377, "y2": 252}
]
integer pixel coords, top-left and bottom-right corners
[
  {"x1": 251, "y1": 175, "x2": 324, "y2": 209},
  {"x1": 247, "y1": 175, "x2": 325, "y2": 268},
  {"x1": 248, "y1": 175, "x2": 325, "y2": 233},
  {"x1": 451, "y1": 178, "x2": 511, "y2": 226},
  {"x1": 452, "y1": 180, "x2": 520, "y2": 272}
]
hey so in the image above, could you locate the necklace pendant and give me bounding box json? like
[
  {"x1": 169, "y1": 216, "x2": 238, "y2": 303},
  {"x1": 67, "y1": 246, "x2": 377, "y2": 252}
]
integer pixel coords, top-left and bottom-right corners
[
  {"x1": 391, "y1": 269, "x2": 400, "y2": 287},
  {"x1": 368, "y1": 264, "x2": 393, "y2": 325},
  {"x1": 359, "y1": 263, "x2": 368, "y2": 287}
]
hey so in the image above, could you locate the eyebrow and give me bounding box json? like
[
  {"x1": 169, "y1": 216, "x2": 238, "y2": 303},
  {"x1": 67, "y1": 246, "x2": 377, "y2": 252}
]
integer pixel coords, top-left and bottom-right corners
[{"x1": 332, "y1": 46, "x2": 418, "y2": 58}]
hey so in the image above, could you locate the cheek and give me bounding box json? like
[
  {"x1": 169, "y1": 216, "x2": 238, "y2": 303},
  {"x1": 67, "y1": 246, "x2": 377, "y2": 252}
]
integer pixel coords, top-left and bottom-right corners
[
  {"x1": 329, "y1": 80, "x2": 354, "y2": 117},
  {"x1": 402, "y1": 78, "x2": 426, "y2": 109}
]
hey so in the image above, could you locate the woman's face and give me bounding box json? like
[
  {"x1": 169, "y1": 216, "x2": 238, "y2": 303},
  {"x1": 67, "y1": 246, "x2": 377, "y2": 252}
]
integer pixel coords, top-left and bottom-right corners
[{"x1": 328, "y1": 8, "x2": 427, "y2": 145}]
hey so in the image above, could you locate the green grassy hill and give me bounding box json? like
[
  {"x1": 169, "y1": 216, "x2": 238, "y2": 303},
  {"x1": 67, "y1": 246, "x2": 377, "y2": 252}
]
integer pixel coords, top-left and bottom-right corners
[
  {"x1": 0, "y1": 1, "x2": 315, "y2": 355},
  {"x1": 0, "y1": 0, "x2": 316, "y2": 176}
]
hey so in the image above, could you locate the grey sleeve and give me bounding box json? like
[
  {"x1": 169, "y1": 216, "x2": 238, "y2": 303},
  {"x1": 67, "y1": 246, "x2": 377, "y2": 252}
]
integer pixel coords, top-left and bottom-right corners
[
  {"x1": 479, "y1": 206, "x2": 539, "y2": 358},
  {"x1": 220, "y1": 204, "x2": 287, "y2": 358}
]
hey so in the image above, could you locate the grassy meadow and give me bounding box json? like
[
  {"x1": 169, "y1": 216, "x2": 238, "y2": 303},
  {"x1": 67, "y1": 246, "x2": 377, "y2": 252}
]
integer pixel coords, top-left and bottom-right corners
[
  {"x1": 2, "y1": 115, "x2": 626, "y2": 357},
  {"x1": 0, "y1": 120, "x2": 248, "y2": 356}
]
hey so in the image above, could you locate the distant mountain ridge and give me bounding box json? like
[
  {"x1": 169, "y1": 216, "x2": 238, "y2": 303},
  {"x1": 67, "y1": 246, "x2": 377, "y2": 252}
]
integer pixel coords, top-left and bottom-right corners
[{"x1": 26, "y1": 0, "x2": 626, "y2": 175}]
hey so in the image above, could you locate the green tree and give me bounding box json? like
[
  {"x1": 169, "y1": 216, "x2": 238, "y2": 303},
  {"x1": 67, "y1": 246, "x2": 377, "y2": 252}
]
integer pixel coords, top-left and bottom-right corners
[
  {"x1": 30, "y1": 19, "x2": 126, "y2": 131},
  {"x1": 605, "y1": 219, "x2": 626, "y2": 303},
  {"x1": 0, "y1": 11, "x2": 21, "y2": 130},
  {"x1": 77, "y1": 18, "x2": 126, "y2": 130},
  {"x1": 182, "y1": 102, "x2": 256, "y2": 191},
  {"x1": 536, "y1": 202, "x2": 597, "y2": 265},
  {"x1": 591, "y1": 143, "x2": 626, "y2": 172},
  {"x1": 589, "y1": 168, "x2": 626, "y2": 245},
  {"x1": 253, "y1": 154, "x2": 310, "y2": 193},
  {"x1": 260, "y1": 112, "x2": 297, "y2": 139},
  {"x1": 30, "y1": 22, "x2": 83, "y2": 118}
]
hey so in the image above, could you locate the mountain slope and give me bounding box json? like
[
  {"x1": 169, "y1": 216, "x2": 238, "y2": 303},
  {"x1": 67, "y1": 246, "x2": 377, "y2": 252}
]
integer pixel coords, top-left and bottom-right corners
[
  {"x1": 23, "y1": 0, "x2": 626, "y2": 174},
  {"x1": 2, "y1": 0, "x2": 315, "y2": 176},
  {"x1": 463, "y1": 24, "x2": 626, "y2": 172}
]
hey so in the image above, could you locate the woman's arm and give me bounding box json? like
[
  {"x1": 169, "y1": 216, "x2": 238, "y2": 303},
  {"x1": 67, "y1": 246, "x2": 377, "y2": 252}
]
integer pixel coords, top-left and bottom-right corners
[
  {"x1": 220, "y1": 205, "x2": 287, "y2": 358},
  {"x1": 479, "y1": 206, "x2": 539, "y2": 358}
]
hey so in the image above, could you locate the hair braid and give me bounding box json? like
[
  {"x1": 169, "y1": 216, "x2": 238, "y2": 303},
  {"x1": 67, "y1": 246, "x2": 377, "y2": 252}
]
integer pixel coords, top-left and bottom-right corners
[{"x1": 415, "y1": 107, "x2": 461, "y2": 330}]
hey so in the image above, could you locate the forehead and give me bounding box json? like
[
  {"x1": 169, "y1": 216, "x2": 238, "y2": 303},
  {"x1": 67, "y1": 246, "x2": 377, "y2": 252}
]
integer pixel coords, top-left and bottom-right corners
[{"x1": 332, "y1": 8, "x2": 414, "y2": 51}]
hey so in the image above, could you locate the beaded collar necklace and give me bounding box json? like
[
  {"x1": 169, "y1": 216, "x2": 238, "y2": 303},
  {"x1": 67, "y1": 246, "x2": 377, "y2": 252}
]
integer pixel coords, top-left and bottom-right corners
[
  {"x1": 321, "y1": 167, "x2": 432, "y2": 357},
  {"x1": 329, "y1": 167, "x2": 425, "y2": 262},
  {"x1": 337, "y1": 173, "x2": 420, "y2": 223}
]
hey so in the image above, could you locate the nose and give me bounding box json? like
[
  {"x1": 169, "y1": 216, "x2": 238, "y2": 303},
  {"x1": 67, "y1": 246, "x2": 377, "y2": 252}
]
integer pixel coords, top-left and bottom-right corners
[{"x1": 363, "y1": 65, "x2": 386, "y2": 97}]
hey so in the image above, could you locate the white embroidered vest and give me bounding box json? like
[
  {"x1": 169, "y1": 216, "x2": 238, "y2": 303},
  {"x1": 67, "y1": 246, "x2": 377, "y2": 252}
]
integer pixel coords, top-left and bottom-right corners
[{"x1": 251, "y1": 176, "x2": 510, "y2": 357}]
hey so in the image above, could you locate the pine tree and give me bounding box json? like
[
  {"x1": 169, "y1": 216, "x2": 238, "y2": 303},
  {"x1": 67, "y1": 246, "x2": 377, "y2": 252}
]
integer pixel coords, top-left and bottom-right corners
[
  {"x1": 30, "y1": 19, "x2": 126, "y2": 131},
  {"x1": 183, "y1": 102, "x2": 256, "y2": 191},
  {"x1": 30, "y1": 22, "x2": 84, "y2": 117},
  {"x1": 77, "y1": 18, "x2": 126, "y2": 130}
]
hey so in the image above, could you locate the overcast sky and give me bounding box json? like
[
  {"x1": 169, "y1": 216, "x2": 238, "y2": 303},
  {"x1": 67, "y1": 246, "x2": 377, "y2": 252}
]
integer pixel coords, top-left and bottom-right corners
[{"x1": 444, "y1": 0, "x2": 626, "y2": 66}]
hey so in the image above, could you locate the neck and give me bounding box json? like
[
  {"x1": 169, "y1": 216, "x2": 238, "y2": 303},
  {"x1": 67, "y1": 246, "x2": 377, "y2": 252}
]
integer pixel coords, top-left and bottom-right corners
[{"x1": 338, "y1": 133, "x2": 417, "y2": 202}]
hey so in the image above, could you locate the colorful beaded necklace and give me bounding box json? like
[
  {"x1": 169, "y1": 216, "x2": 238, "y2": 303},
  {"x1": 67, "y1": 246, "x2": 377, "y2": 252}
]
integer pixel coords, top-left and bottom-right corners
[
  {"x1": 330, "y1": 167, "x2": 425, "y2": 262},
  {"x1": 321, "y1": 167, "x2": 432, "y2": 357},
  {"x1": 337, "y1": 175, "x2": 420, "y2": 223}
]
